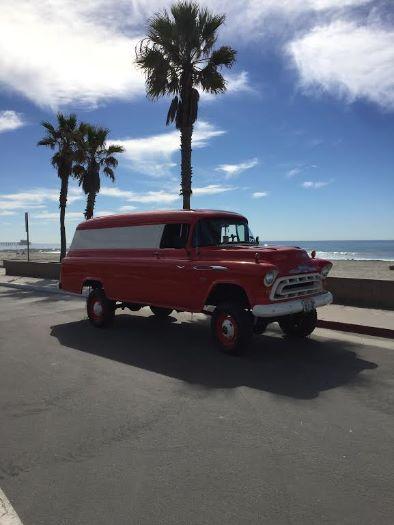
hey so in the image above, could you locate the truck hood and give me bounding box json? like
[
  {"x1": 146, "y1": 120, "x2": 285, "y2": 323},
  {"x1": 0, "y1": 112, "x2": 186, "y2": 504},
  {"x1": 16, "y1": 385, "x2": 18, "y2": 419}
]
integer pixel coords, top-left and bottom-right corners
[{"x1": 202, "y1": 245, "x2": 320, "y2": 273}]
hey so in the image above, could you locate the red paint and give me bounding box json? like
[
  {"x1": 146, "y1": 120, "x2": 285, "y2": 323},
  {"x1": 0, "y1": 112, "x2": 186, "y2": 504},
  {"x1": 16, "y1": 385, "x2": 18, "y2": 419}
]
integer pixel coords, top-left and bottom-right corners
[{"x1": 60, "y1": 209, "x2": 331, "y2": 313}]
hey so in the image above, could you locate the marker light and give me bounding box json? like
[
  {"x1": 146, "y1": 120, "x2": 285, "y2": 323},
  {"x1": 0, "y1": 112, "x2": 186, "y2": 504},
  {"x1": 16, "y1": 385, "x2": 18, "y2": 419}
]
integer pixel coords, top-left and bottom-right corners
[{"x1": 264, "y1": 270, "x2": 278, "y2": 287}]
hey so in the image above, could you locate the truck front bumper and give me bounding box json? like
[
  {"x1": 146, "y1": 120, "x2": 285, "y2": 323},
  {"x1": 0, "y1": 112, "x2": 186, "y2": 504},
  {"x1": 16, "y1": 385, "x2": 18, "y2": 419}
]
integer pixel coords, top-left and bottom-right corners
[{"x1": 252, "y1": 291, "x2": 333, "y2": 318}]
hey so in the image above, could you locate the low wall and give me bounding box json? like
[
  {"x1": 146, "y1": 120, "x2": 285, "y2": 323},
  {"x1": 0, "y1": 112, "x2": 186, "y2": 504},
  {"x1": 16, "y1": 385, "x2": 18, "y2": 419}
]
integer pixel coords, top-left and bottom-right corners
[
  {"x1": 325, "y1": 277, "x2": 394, "y2": 310},
  {"x1": 4, "y1": 260, "x2": 60, "y2": 279}
]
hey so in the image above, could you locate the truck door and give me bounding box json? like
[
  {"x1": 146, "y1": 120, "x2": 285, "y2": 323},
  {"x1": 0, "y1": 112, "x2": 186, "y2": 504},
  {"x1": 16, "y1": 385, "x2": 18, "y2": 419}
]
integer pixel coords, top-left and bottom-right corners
[{"x1": 151, "y1": 223, "x2": 193, "y2": 309}]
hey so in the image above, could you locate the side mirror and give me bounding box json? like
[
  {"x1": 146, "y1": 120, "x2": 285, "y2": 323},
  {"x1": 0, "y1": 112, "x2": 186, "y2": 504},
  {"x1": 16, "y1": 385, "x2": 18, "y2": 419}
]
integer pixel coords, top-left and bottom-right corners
[{"x1": 255, "y1": 236, "x2": 259, "y2": 245}]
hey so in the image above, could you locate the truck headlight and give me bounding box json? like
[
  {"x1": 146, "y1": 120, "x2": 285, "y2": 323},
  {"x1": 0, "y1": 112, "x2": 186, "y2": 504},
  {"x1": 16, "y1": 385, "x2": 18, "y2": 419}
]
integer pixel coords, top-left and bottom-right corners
[
  {"x1": 264, "y1": 270, "x2": 278, "y2": 287},
  {"x1": 321, "y1": 264, "x2": 332, "y2": 279}
]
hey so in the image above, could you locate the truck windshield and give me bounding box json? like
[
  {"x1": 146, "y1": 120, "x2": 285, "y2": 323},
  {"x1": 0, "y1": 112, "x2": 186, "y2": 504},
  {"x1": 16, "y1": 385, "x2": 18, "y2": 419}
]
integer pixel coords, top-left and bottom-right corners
[{"x1": 193, "y1": 218, "x2": 255, "y2": 247}]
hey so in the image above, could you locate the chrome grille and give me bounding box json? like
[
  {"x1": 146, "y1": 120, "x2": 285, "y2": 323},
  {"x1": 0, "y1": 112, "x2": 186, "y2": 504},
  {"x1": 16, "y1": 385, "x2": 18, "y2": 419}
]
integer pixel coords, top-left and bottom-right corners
[{"x1": 270, "y1": 273, "x2": 322, "y2": 301}]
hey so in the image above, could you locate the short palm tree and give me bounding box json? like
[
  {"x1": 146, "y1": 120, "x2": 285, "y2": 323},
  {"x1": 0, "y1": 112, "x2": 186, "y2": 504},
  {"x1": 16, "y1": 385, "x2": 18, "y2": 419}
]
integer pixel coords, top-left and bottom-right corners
[
  {"x1": 38, "y1": 113, "x2": 82, "y2": 260},
  {"x1": 136, "y1": 1, "x2": 236, "y2": 209},
  {"x1": 73, "y1": 125, "x2": 124, "y2": 220}
]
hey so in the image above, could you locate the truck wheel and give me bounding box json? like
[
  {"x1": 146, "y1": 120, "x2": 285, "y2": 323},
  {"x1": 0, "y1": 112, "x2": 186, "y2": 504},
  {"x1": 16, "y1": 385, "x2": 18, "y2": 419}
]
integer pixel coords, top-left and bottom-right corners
[
  {"x1": 87, "y1": 289, "x2": 115, "y2": 328},
  {"x1": 279, "y1": 309, "x2": 317, "y2": 338},
  {"x1": 211, "y1": 303, "x2": 253, "y2": 355},
  {"x1": 150, "y1": 306, "x2": 173, "y2": 319}
]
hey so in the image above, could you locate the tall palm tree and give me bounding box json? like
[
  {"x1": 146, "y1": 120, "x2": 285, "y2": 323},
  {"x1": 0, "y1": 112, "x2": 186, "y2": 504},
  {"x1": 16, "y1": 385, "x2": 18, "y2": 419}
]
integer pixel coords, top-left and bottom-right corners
[
  {"x1": 38, "y1": 113, "x2": 82, "y2": 260},
  {"x1": 136, "y1": 1, "x2": 236, "y2": 209},
  {"x1": 73, "y1": 125, "x2": 124, "y2": 220}
]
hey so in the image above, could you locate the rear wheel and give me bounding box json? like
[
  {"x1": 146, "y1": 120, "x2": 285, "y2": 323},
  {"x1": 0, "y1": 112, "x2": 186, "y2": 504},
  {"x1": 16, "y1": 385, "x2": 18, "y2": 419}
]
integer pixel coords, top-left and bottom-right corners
[
  {"x1": 150, "y1": 306, "x2": 173, "y2": 319},
  {"x1": 279, "y1": 309, "x2": 317, "y2": 338},
  {"x1": 211, "y1": 302, "x2": 253, "y2": 355},
  {"x1": 87, "y1": 289, "x2": 115, "y2": 328}
]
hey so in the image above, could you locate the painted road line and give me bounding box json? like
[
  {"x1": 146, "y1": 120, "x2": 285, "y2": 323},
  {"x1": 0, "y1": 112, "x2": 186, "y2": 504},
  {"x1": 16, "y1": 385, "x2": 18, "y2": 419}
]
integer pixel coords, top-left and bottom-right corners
[{"x1": 0, "y1": 488, "x2": 23, "y2": 525}]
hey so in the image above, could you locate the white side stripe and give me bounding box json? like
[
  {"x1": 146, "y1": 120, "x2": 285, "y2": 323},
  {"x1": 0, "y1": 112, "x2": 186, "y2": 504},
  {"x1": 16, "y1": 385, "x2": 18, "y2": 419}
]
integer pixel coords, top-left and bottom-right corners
[{"x1": 0, "y1": 488, "x2": 23, "y2": 525}]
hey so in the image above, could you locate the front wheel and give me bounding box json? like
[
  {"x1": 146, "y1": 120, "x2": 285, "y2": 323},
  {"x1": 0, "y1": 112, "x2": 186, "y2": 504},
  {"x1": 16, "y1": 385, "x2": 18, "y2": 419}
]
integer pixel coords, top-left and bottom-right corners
[
  {"x1": 279, "y1": 309, "x2": 317, "y2": 338},
  {"x1": 211, "y1": 303, "x2": 253, "y2": 355},
  {"x1": 87, "y1": 289, "x2": 115, "y2": 328}
]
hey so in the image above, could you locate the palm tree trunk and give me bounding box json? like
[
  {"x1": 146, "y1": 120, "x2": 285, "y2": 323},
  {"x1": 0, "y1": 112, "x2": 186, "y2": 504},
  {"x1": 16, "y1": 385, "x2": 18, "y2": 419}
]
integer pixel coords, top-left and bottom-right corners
[
  {"x1": 85, "y1": 192, "x2": 96, "y2": 220},
  {"x1": 59, "y1": 175, "x2": 68, "y2": 261},
  {"x1": 180, "y1": 125, "x2": 193, "y2": 210}
]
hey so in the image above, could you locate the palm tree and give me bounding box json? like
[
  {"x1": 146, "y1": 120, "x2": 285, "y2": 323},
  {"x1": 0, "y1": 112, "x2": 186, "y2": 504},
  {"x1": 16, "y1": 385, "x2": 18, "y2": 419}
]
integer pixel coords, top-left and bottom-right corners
[
  {"x1": 38, "y1": 113, "x2": 82, "y2": 260},
  {"x1": 73, "y1": 125, "x2": 124, "y2": 220},
  {"x1": 136, "y1": 1, "x2": 236, "y2": 209}
]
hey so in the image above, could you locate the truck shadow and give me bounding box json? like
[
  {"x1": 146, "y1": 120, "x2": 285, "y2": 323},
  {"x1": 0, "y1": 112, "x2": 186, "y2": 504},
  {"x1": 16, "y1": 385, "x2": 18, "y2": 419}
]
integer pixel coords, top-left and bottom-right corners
[{"x1": 50, "y1": 312, "x2": 378, "y2": 400}]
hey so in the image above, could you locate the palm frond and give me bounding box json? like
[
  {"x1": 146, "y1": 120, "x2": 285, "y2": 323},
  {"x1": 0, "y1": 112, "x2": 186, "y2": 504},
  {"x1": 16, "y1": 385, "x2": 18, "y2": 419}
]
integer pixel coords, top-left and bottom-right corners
[
  {"x1": 210, "y1": 46, "x2": 236, "y2": 68},
  {"x1": 40, "y1": 121, "x2": 56, "y2": 135},
  {"x1": 199, "y1": 13, "x2": 225, "y2": 54},
  {"x1": 103, "y1": 166, "x2": 115, "y2": 182},
  {"x1": 106, "y1": 144, "x2": 124, "y2": 155},
  {"x1": 197, "y1": 65, "x2": 226, "y2": 94},
  {"x1": 166, "y1": 96, "x2": 179, "y2": 125},
  {"x1": 37, "y1": 137, "x2": 56, "y2": 148}
]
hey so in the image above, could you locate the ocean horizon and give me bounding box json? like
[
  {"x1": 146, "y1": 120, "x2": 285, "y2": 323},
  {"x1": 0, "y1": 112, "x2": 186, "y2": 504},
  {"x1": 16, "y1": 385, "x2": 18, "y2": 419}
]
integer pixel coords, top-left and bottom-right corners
[{"x1": 1, "y1": 239, "x2": 394, "y2": 261}]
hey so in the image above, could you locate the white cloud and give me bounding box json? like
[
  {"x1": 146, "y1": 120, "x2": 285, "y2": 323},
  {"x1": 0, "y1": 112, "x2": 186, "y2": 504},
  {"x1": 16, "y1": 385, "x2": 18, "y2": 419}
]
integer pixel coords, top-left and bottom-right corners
[
  {"x1": 119, "y1": 205, "x2": 138, "y2": 212},
  {"x1": 287, "y1": 167, "x2": 302, "y2": 178},
  {"x1": 100, "y1": 183, "x2": 236, "y2": 204},
  {"x1": 0, "y1": 1, "x2": 257, "y2": 109},
  {"x1": 288, "y1": 21, "x2": 394, "y2": 110},
  {"x1": 100, "y1": 187, "x2": 180, "y2": 204},
  {"x1": 0, "y1": 110, "x2": 25, "y2": 133},
  {"x1": 114, "y1": 121, "x2": 225, "y2": 177},
  {"x1": 0, "y1": 210, "x2": 17, "y2": 216},
  {"x1": 302, "y1": 180, "x2": 332, "y2": 189},
  {"x1": 31, "y1": 210, "x2": 83, "y2": 221},
  {"x1": 193, "y1": 185, "x2": 236, "y2": 196},
  {"x1": 0, "y1": 187, "x2": 83, "y2": 213},
  {"x1": 0, "y1": 1, "x2": 144, "y2": 109},
  {"x1": 215, "y1": 158, "x2": 258, "y2": 179},
  {"x1": 252, "y1": 191, "x2": 269, "y2": 198}
]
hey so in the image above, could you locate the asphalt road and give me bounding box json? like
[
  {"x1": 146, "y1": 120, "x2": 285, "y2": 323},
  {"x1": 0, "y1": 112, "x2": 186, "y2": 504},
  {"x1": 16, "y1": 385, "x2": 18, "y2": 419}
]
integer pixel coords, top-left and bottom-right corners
[{"x1": 0, "y1": 285, "x2": 393, "y2": 525}]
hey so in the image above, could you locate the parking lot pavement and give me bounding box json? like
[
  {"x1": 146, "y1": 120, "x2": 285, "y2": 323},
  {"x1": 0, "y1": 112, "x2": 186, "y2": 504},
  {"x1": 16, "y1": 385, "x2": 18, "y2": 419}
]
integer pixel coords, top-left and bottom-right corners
[{"x1": 0, "y1": 286, "x2": 393, "y2": 525}]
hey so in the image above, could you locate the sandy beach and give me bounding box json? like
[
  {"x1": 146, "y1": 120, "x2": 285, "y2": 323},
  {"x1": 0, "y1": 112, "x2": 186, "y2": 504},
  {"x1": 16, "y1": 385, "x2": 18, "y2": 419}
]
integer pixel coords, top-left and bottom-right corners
[
  {"x1": 329, "y1": 260, "x2": 394, "y2": 280},
  {"x1": 1, "y1": 250, "x2": 393, "y2": 280}
]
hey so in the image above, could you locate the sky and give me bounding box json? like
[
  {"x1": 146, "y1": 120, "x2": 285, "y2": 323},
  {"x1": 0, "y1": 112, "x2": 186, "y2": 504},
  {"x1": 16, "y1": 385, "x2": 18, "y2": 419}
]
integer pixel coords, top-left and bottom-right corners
[{"x1": 0, "y1": 0, "x2": 393, "y2": 243}]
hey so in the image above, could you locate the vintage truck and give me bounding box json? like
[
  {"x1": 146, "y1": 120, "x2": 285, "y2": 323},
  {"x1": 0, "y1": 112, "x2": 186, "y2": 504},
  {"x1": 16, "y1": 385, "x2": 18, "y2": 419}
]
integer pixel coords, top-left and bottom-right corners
[{"x1": 60, "y1": 209, "x2": 333, "y2": 353}]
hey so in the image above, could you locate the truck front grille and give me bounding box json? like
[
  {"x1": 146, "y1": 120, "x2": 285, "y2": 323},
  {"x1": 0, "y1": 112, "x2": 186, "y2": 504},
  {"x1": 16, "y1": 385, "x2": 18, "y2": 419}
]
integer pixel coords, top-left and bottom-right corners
[{"x1": 270, "y1": 273, "x2": 322, "y2": 301}]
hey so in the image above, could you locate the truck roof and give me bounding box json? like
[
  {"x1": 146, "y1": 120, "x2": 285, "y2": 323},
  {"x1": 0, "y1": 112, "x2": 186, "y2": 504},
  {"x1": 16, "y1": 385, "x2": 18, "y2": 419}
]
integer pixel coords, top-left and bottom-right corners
[{"x1": 77, "y1": 209, "x2": 247, "y2": 230}]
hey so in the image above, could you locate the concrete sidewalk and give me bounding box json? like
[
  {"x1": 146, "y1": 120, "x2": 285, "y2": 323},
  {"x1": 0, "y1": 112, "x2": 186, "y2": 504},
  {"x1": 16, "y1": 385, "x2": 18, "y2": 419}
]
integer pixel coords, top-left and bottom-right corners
[
  {"x1": 0, "y1": 269, "x2": 393, "y2": 338},
  {"x1": 317, "y1": 304, "x2": 394, "y2": 339}
]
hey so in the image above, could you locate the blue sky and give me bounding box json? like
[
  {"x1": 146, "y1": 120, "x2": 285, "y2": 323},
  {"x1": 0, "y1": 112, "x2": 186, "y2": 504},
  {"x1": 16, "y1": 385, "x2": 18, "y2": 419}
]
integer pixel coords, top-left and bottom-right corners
[{"x1": 0, "y1": 0, "x2": 393, "y2": 243}]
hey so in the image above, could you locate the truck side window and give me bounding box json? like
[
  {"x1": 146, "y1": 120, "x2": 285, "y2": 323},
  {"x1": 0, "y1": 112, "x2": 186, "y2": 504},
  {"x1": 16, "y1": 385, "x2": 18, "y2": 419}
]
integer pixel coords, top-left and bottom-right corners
[{"x1": 160, "y1": 223, "x2": 190, "y2": 249}]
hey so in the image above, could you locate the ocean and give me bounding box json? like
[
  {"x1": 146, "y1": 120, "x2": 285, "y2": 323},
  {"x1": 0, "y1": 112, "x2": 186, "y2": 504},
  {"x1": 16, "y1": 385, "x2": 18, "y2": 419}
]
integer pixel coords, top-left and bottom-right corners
[
  {"x1": 264, "y1": 240, "x2": 394, "y2": 261},
  {"x1": 1, "y1": 240, "x2": 393, "y2": 261}
]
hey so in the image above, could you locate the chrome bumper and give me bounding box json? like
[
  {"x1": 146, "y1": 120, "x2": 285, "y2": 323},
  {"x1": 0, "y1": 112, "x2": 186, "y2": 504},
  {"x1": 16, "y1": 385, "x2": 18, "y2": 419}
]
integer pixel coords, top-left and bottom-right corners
[{"x1": 252, "y1": 291, "x2": 333, "y2": 318}]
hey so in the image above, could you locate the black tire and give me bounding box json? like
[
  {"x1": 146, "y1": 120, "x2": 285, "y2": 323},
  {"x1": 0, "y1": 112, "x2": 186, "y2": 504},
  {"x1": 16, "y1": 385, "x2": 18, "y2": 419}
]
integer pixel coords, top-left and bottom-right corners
[
  {"x1": 150, "y1": 306, "x2": 173, "y2": 318},
  {"x1": 279, "y1": 309, "x2": 317, "y2": 338},
  {"x1": 253, "y1": 318, "x2": 267, "y2": 335},
  {"x1": 87, "y1": 288, "x2": 115, "y2": 328},
  {"x1": 211, "y1": 302, "x2": 253, "y2": 355}
]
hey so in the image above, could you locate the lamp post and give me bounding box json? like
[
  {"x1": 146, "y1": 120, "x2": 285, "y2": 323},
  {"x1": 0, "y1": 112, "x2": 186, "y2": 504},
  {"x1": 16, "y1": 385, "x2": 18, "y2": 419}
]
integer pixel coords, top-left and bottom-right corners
[{"x1": 25, "y1": 212, "x2": 30, "y2": 262}]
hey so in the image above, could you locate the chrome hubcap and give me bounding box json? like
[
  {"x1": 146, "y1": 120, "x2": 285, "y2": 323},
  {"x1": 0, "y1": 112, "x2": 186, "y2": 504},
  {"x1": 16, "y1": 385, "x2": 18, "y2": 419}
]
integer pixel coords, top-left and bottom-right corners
[
  {"x1": 222, "y1": 319, "x2": 235, "y2": 339},
  {"x1": 93, "y1": 301, "x2": 103, "y2": 317}
]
